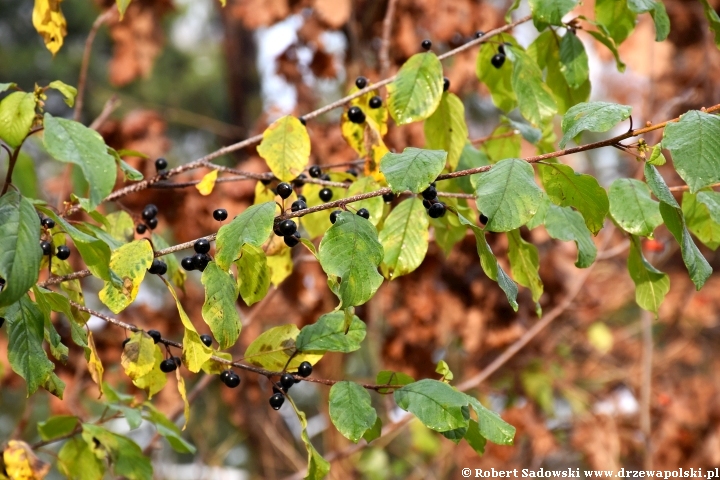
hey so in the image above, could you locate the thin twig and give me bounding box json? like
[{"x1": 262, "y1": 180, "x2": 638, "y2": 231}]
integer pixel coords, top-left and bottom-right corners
[
  {"x1": 640, "y1": 309, "x2": 653, "y2": 470},
  {"x1": 378, "y1": 0, "x2": 398, "y2": 77},
  {"x1": 88, "y1": 95, "x2": 121, "y2": 131},
  {"x1": 470, "y1": 130, "x2": 518, "y2": 145}
]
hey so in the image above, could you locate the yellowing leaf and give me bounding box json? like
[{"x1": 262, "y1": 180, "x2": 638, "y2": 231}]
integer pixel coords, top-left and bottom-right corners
[
  {"x1": 163, "y1": 279, "x2": 212, "y2": 372},
  {"x1": 201, "y1": 351, "x2": 232, "y2": 375},
  {"x1": 196, "y1": 170, "x2": 218, "y2": 196},
  {"x1": 99, "y1": 240, "x2": 154, "y2": 313},
  {"x1": 133, "y1": 346, "x2": 167, "y2": 398},
  {"x1": 84, "y1": 331, "x2": 104, "y2": 398},
  {"x1": 32, "y1": 0, "x2": 67, "y2": 55},
  {"x1": 116, "y1": 0, "x2": 132, "y2": 20},
  {"x1": 257, "y1": 115, "x2": 310, "y2": 182},
  {"x1": 587, "y1": 322, "x2": 613, "y2": 354},
  {"x1": 267, "y1": 247, "x2": 293, "y2": 286},
  {"x1": 243, "y1": 325, "x2": 323, "y2": 371},
  {"x1": 3, "y1": 440, "x2": 49, "y2": 480},
  {"x1": 175, "y1": 369, "x2": 190, "y2": 430},
  {"x1": 121, "y1": 331, "x2": 156, "y2": 380}
]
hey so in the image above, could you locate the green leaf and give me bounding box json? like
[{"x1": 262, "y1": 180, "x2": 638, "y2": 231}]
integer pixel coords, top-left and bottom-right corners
[
  {"x1": 457, "y1": 212, "x2": 519, "y2": 311},
  {"x1": 456, "y1": 143, "x2": 490, "y2": 193},
  {"x1": 143, "y1": 405, "x2": 196, "y2": 454},
  {"x1": 507, "y1": 230, "x2": 543, "y2": 303},
  {"x1": 318, "y1": 212, "x2": 384, "y2": 308},
  {"x1": 0, "y1": 83, "x2": 17, "y2": 93},
  {"x1": 236, "y1": 243, "x2": 271, "y2": 306},
  {"x1": 476, "y1": 34, "x2": 518, "y2": 112},
  {"x1": 244, "y1": 324, "x2": 323, "y2": 371},
  {"x1": 0, "y1": 191, "x2": 41, "y2": 308},
  {"x1": 379, "y1": 198, "x2": 429, "y2": 280},
  {"x1": 99, "y1": 240, "x2": 153, "y2": 313},
  {"x1": 0, "y1": 92, "x2": 36, "y2": 148},
  {"x1": 38, "y1": 415, "x2": 78, "y2": 441},
  {"x1": 608, "y1": 178, "x2": 662, "y2": 237},
  {"x1": 394, "y1": 379, "x2": 469, "y2": 432},
  {"x1": 287, "y1": 396, "x2": 331, "y2": 480},
  {"x1": 526, "y1": 193, "x2": 551, "y2": 229},
  {"x1": 102, "y1": 211, "x2": 135, "y2": 245},
  {"x1": 662, "y1": 110, "x2": 720, "y2": 193},
  {"x1": 700, "y1": 0, "x2": 720, "y2": 48},
  {"x1": 164, "y1": 281, "x2": 213, "y2": 372},
  {"x1": 47, "y1": 80, "x2": 77, "y2": 107},
  {"x1": 362, "y1": 417, "x2": 382, "y2": 443},
  {"x1": 545, "y1": 204, "x2": 597, "y2": 268},
  {"x1": 628, "y1": 0, "x2": 670, "y2": 41},
  {"x1": 465, "y1": 395, "x2": 516, "y2": 445},
  {"x1": 329, "y1": 381, "x2": 378, "y2": 443},
  {"x1": 423, "y1": 92, "x2": 468, "y2": 170},
  {"x1": 301, "y1": 181, "x2": 348, "y2": 239},
  {"x1": 436, "y1": 360, "x2": 454, "y2": 382},
  {"x1": 559, "y1": 32, "x2": 589, "y2": 89},
  {"x1": 464, "y1": 420, "x2": 487, "y2": 454},
  {"x1": 507, "y1": 117, "x2": 542, "y2": 144},
  {"x1": 480, "y1": 124, "x2": 521, "y2": 164},
  {"x1": 57, "y1": 437, "x2": 105, "y2": 480},
  {"x1": 441, "y1": 424, "x2": 468, "y2": 444},
  {"x1": 627, "y1": 235, "x2": 669, "y2": 313},
  {"x1": 201, "y1": 261, "x2": 241, "y2": 349},
  {"x1": 528, "y1": 0, "x2": 578, "y2": 30},
  {"x1": 387, "y1": 52, "x2": 444, "y2": 125},
  {"x1": 684, "y1": 191, "x2": 720, "y2": 250},
  {"x1": 643, "y1": 163, "x2": 678, "y2": 207},
  {"x1": 560, "y1": 101, "x2": 632, "y2": 148},
  {"x1": 647, "y1": 144, "x2": 666, "y2": 166},
  {"x1": 585, "y1": 28, "x2": 627, "y2": 72},
  {"x1": 474, "y1": 158, "x2": 543, "y2": 232},
  {"x1": 539, "y1": 162, "x2": 609, "y2": 235},
  {"x1": 595, "y1": 0, "x2": 637, "y2": 44},
  {"x1": 296, "y1": 311, "x2": 366, "y2": 353},
  {"x1": 4, "y1": 295, "x2": 54, "y2": 395},
  {"x1": 380, "y1": 147, "x2": 447, "y2": 194},
  {"x1": 345, "y1": 176, "x2": 384, "y2": 226},
  {"x1": 507, "y1": 47, "x2": 557, "y2": 127},
  {"x1": 81, "y1": 424, "x2": 153, "y2": 480},
  {"x1": 215, "y1": 202, "x2": 275, "y2": 270},
  {"x1": 257, "y1": 115, "x2": 310, "y2": 182},
  {"x1": 43, "y1": 114, "x2": 117, "y2": 211}
]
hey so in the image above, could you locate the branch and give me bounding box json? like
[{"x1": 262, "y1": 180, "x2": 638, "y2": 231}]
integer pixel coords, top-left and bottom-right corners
[{"x1": 378, "y1": 0, "x2": 398, "y2": 77}]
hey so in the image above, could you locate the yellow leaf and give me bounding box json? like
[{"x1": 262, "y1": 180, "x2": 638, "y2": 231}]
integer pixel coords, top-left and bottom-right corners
[
  {"x1": 254, "y1": 181, "x2": 276, "y2": 205},
  {"x1": 84, "y1": 331, "x2": 104, "y2": 398},
  {"x1": 163, "y1": 279, "x2": 212, "y2": 372},
  {"x1": 116, "y1": 0, "x2": 131, "y2": 20},
  {"x1": 196, "y1": 170, "x2": 218, "y2": 196},
  {"x1": 32, "y1": 0, "x2": 67, "y2": 55},
  {"x1": 201, "y1": 351, "x2": 232, "y2": 375},
  {"x1": 133, "y1": 344, "x2": 167, "y2": 398},
  {"x1": 587, "y1": 322, "x2": 613, "y2": 354},
  {"x1": 99, "y1": 240, "x2": 154, "y2": 313},
  {"x1": 243, "y1": 325, "x2": 323, "y2": 371},
  {"x1": 257, "y1": 115, "x2": 310, "y2": 182},
  {"x1": 267, "y1": 247, "x2": 293, "y2": 287},
  {"x1": 175, "y1": 369, "x2": 190, "y2": 430},
  {"x1": 218, "y1": 0, "x2": 226, "y2": 5},
  {"x1": 121, "y1": 331, "x2": 156, "y2": 379},
  {"x1": 3, "y1": 440, "x2": 49, "y2": 480}
]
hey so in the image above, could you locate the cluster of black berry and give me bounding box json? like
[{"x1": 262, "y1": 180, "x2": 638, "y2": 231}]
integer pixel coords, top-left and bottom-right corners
[
  {"x1": 181, "y1": 238, "x2": 213, "y2": 272},
  {"x1": 136, "y1": 204, "x2": 159, "y2": 234},
  {"x1": 38, "y1": 215, "x2": 72, "y2": 260},
  {"x1": 421, "y1": 183, "x2": 447, "y2": 218}
]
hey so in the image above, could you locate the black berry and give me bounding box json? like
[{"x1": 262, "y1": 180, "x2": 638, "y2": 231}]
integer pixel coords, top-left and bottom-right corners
[
  {"x1": 423, "y1": 199, "x2": 432, "y2": 209},
  {"x1": 221, "y1": 370, "x2": 240, "y2": 388},
  {"x1": 181, "y1": 256, "x2": 196, "y2": 271},
  {"x1": 148, "y1": 259, "x2": 167, "y2": 275},
  {"x1": 498, "y1": 44, "x2": 506, "y2": 55},
  {"x1": 278, "y1": 219, "x2": 297, "y2": 236},
  {"x1": 382, "y1": 192, "x2": 396, "y2": 203},
  {"x1": 272, "y1": 384, "x2": 284, "y2": 394},
  {"x1": 369, "y1": 96, "x2": 382, "y2": 109},
  {"x1": 330, "y1": 210, "x2": 342, "y2": 224},
  {"x1": 284, "y1": 232, "x2": 301, "y2": 248},
  {"x1": 443, "y1": 77, "x2": 450, "y2": 92},
  {"x1": 298, "y1": 361, "x2": 313, "y2": 377},
  {"x1": 41, "y1": 217, "x2": 55, "y2": 229},
  {"x1": 309, "y1": 166, "x2": 322, "y2": 178},
  {"x1": 291, "y1": 200, "x2": 307, "y2": 212},
  {"x1": 280, "y1": 373, "x2": 295, "y2": 391},
  {"x1": 421, "y1": 39, "x2": 432, "y2": 50},
  {"x1": 56, "y1": 245, "x2": 71, "y2": 260},
  {"x1": 319, "y1": 188, "x2": 333, "y2": 202},
  {"x1": 320, "y1": 173, "x2": 331, "y2": 181},
  {"x1": 355, "y1": 76, "x2": 368, "y2": 89},
  {"x1": 269, "y1": 392, "x2": 285, "y2": 410},
  {"x1": 422, "y1": 186, "x2": 438, "y2": 200},
  {"x1": 298, "y1": 116, "x2": 306, "y2": 126},
  {"x1": 479, "y1": 214, "x2": 489, "y2": 226},
  {"x1": 297, "y1": 195, "x2": 307, "y2": 203},
  {"x1": 200, "y1": 334, "x2": 213, "y2": 347},
  {"x1": 347, "y1": 106, "x2": 366, "y2": 124},
  {"x1": 136, "y1": 224, "x2": 148, "y2": 234},
  {"x1": 147, "y1": 217, "x2": 158, "y2": 230},
  {"x1": 194, "y1": 238, "x2": 211, "y2": 254},
  {"x1": 160, "y1": 359, "x2": 177, "y2": 373},
  {"x1": 357, "y1": 208, "x2": 370, "y2": 219},
  {"x1": 346, "y1": 168, "x2": 358, "y2": 177},
  {"x1": 147, "y1": 330, "x2": 162, "y2": 344},
  {"x1": 142, "y1": 204, "x2": 158, "y2": 221},
  {"x1": 277, "y1": 182, "x2": 293, "y2": 199},
  {"x1": 213, "y1": 209, "x2": 228, "y2": 221},
  {"x1": 193, "y1": 253, "x2": 211, "y2": 272},
  {"x1": 40, "y1": 241, "x2": 52, "y2": 256},
  {"x1": 428, "y1": 202, "x2": 446, "y2": 218},
  {"x1": 475, "y1": 30, "x2": 485, "y2": 38},
  {"x1": 172, "y1": 356, "x2": 182, "y2": 367},
  {"x1": 155, "y1": 158, "x2": 168, "y2": 171},
  {"x1": 491, "y1": 53, "x2": 506, "y2": 69},
  {"x1": 292, "y1": 174, "x2": 306, "y2": 187},
  {"x1": 260, "y1": 178, "x2": 272, "y2": 186}
]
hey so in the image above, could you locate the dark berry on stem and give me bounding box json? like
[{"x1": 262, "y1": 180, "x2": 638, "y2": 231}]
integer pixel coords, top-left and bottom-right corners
[
  {"x1": 422, "y1": 185, "x2": 438, "y2": 200},
  {"x1": 330, "y1": 210, "x2": 341, "y2": 224},
  {"x1": 41, "y1": 217, "x2": 55, "y2": 229},
  {"x1": 269, "y1": 392, "x2": 285, "y2": 410},
  {"x1": 298, "y1": 361, "x2": 313, "y2": 377},
  {"x1": 276, "y1": 182, "x2": 293, "y2": 199},
  {"x1": 421, "y1": 39, "x2": 432, "y2": 50},
  {"x1": 357, "y1": 208, "x2": 370, "y2": 219},
  {"x1": 479, "y1": 214, "x2": 489, "y2": 225},
  {"x1": 475, "y1": 30, "x2": 485, "y2": 38},
  {"x1": 136, "y1": 224, "x2": 148, "y2": 234},
  {"x1": 172, "y1": 356, "x2": 182, "y2": 367},
  {"x1": 382, "y1": 192, "x2": 396, "y2": 203},
  {"x1": 369, "y1": 96, "x2": 382, "y2": 109},
  {"x1": 346, "y1": 168, "x2": 358, "y2": 177},
  {"x1": 147, "y1": 217, "x2": 158, "y2": 230},
  {"x1": 194, "y1": 253, "x2": 211, "y2": 272},
  {"x1": 142, "y1": 204, "x2": 158, "y2": 221},
  {"x1": 491, "y1": 53, "x2": 505, "y2": 69},
  {"x1": 40, "y1": 241, "x2": 52, "y2": 256},
  {"x1": 428, "y1": 202, "x2": 446, "y2": 218},
  {"x1": 273, "y1": 384, "x2": 284, "y2": 395},
  {"x1": 355, "y1": 76, "x2": 368, "y2": 89},
  {"x1": 291, "y1": 200, "x2": 307, "y2": 212},
  {"x1": 280, "y1": 373, "x2": 295, "y2": 391},
  {"x1": 56, "y1": 245, "x2": 71, "y2": 260},
  {"x1": 220, "y1": 370, "x2": 232, "y2": 383},
  {"x1": 160, "y1": 359, "x2": 177, "y2": 373},
  {"x1": 297, "y1": 195, "x2": 307, "y2": 203},
  {"x1": 155, "y1": 158, "x2": 168, "y2": 171},
  {"x1": 309, "y1": 165, "x2": 322, "y2": 178},
  {"x1": 347, "y1": 106, "x2": 366, "y2": 124},
  {"x1": 423, "y1": 199, "x2": 432, "y2": 209},
  {"x1": 181, "y1": 256, "x2": 196, "y2": 271},
  {"x1": 498, "y1": 44, "x2": 506, "y2": 55},
  {"x1": 200, "y1": 334, "x2": 212, "y2": 347},
  {"x1": 319, "y1": 188, "x2": 333, "y2": 202},
  {"x1": 273, "y1": 223, "x2": 283, "y2": 236},
  {"x1": 292, "y1": 174, "x2": 306, "y2": 187},
  {"x1": 222, "y1": 371, "x2": 241, "y2": 388},
  {"x1": 147, "y1": 330, "x2": 162, "y2": 344},
  {"x1": 284, "y1": 232, "x2": 301, "y2": 248},
  {"x1": 320, "y1": 173, "x2": 331, "y2": 181},
  {"x1": 443, "y1": 77, "x2": 450, "y2": 92},
  {"x1": 148, "y1": 259, "x2": 167, "y2": 275},
  {"x1": 213, "y1": 209, "x2": 228, "y2": 221},
  {"x1": 260, "y1": 178, "x2": 272, "y2": 186},
  {"x1": 194, "y1": 238, "x2": 211, "y2": 254},
  {"x1": 278, "y1": 219, "x2": 297, "y2": 236}
]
